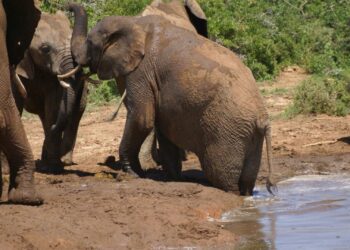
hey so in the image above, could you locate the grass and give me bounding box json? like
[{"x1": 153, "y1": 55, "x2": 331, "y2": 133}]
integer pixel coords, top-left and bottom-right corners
[{"x1": 260, "y1": 87, "x2": 289, "y2": 97}]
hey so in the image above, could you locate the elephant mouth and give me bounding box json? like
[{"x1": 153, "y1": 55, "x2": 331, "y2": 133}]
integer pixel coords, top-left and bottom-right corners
[
  {"x1": 96, "y1": 67, "x2": 112, "y2": 81},
  {"x1": 94, "y1": 51, "x2": 110, "y2": 80}
]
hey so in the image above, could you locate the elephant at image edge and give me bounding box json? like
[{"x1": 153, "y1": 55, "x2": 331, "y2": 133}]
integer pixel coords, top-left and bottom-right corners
[
  {"x1": 132, "y1": 0, "x2": 208, "y2": 170},
  {"x1": 12, "y1": 11, "x2": 87, "y2": 173},
  {"x1": 0, "y1": 0, "x2": 42, "y2": 204},
  {"x1": 69, "y1": 4, "x2": 276, "y2": 195}
]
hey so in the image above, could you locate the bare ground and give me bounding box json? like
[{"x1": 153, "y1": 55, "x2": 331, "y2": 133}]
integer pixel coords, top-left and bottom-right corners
[{"x1": 1, "y1": 67, "x2": 350, "y2": 249}]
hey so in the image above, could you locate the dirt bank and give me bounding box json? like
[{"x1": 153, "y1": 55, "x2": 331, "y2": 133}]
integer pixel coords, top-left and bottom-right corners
[{"x1": 1, "y1": 68, "x2": 350, "y2": 249}]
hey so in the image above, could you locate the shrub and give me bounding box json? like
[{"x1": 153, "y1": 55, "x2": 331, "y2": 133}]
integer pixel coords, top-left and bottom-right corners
[
  {"x1": 87, "y1": 80, "x2": 120, "y2": 105},
  {"x1": 285, "y1": 75, "x2": 350, "y2": 117}
]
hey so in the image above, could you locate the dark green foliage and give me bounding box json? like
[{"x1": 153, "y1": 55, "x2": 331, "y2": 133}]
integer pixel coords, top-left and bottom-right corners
[
  {"x1": 88, "y1": 80, "x2": 120, "y2": 105},
  {"x1": 198, "y1": 0, "x2": 350, "y2": 80}
]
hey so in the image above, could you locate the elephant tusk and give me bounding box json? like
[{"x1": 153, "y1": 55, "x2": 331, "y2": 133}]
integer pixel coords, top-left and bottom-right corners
[
  {"x1": 59, "y1": 80, "x2": 72, "y2": 89},
  {"x1": 108, "y1": 90, "x2": 127, "y2": 121},
  {"x1": 57, "y1": 65, "x2": 81, "y2": 79},
  {"x1": 13, "y1": 73, "x2": 28, "y2": 99}
]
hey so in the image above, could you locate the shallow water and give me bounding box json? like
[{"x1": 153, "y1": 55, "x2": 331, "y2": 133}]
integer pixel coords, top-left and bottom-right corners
[{"x1": 220, "y1": 175, "x2": 350, "y2": 249}]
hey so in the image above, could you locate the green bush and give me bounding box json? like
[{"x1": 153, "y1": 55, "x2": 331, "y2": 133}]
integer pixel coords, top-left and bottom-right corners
[
  {"x1": 88, "y1": 80, "x2": 120, "y2": 105},
  {"x1": 198, "y1": 0, "x2": 350, "y2": 80},
  {"x1": 285, "y1": 75, "x2": 350, "y2": 117}
]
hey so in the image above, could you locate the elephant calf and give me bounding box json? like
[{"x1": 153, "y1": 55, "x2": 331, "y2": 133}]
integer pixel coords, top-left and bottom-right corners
[
  {"x1": 12, "y1": 11, "x2": 87, "y2": 173},
  {"x1": 68, "y1": 4, "x2": 276, "y2": 195}
]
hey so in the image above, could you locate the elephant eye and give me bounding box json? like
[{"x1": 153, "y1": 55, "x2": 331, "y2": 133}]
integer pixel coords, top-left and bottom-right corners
[{"x1": 40, "y1": 44, "x2": 51, "y2": 54}]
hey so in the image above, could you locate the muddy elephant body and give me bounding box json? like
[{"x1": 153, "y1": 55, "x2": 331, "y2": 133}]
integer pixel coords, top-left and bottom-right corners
[
  {"x1": 0, "y1": 0, "x2": 42, "y2": 204},
  {"x1": 69, "y1": 4, "x2": 275, "y2": 195},
  {"x1": 136, "y1": 0, "x2": 208, "y2": 170},
  {"x1": 13, "y1": 12, "x2": 87, "y2": 173}
]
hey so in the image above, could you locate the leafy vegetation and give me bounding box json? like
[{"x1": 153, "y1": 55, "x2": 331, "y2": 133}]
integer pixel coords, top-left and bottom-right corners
[
  {"x1": 88, "y1": 80, "x2": 120, "y2": 105},
  {"x1": 285, "y1": 73, "x2": 350, "y2": 117},
  {"x1": 198, "y1": 0, "x2": 350, "y2": 80},
  {"x1": 40, "y1": 0, "x2": 350, "y2": 115}
]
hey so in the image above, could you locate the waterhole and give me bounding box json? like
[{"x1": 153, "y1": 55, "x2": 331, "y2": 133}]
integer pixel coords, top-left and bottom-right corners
[{"x1": 216, "y1": 175, "x2": 350, "y2": 249}]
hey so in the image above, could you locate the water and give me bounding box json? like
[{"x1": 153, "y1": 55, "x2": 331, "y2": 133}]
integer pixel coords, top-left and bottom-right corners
[{"x1": 218, "y1": 175, "x2": 350, "y2": 249}]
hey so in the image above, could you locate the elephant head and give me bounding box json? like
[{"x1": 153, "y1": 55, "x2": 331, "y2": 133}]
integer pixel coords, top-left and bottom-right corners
[
  {"x1": 16, "y1": 11, "x2": 83, "y2": 135},
  {"x1": 142, "y1": 0, "x2": 207, "y2": 38},
  {"x1": 68, "y1": 0, "x2": 207, "y2": 78},
  {"x1": 69, "y1": 4, "x2": 146, "y2": 81}
]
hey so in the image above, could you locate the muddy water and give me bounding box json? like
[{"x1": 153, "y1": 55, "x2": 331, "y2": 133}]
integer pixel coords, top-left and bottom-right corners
[{"x1": 219, "y1": 175, "x2": 350, "y2": 249}]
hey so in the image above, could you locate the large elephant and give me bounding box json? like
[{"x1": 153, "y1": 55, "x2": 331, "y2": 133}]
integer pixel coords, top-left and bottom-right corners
[
  {"x1": 125, "y1": 0, "x2": 208, "y2": 170},
  {"x1": 12, "y1": 11, "x2": 87, "y2": 173},
  {"x1": 68, "y1": 4, "x2": 276, "y2": 195},
  {"x1": 0, "y1": 0, "x2": 42, "y2": 204}
]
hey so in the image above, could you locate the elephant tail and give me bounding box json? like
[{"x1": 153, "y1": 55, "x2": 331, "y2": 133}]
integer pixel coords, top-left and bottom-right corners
[
  {"x1": 263, "y1": 122, "x2": 277, "y2": 195},
  {"x1": 257, "y1": 115, "x2": 277, "y2": 195}
]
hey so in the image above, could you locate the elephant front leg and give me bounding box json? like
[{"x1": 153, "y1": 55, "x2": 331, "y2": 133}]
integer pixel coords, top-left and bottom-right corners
[
  {"x1": 119, "y1": 121, "x2": 153, "y2": 177},
  {"x1": 39, "y1": 118, "x2": 64, "y2": 174},
  {"x1": 60, "y1": 108, "x2": 83, "y2": 166},
  {"x1": 38, "y1": 96, "x2": 64, "y2": 174},
  {"x1": 60, "y1": 83, "x2": 87, "y2": 166},
  {"x1": 0, "y1": 106, "x2": 42, "y2": 205},
  {"x1": 119, "y1": 104, "x2": 154, "y2": 177}
]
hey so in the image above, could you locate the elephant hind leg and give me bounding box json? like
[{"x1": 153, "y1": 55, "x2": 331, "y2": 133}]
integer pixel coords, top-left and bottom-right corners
[
  {"x1": 198, "y1": 145, "x2": 244, "y2": 194},
  {"x1": 157, "y1": 130, "x2": 182, "y2": 180},
  {"x1": 239, "y1": 133, "x2": 264, "y2": 196}
]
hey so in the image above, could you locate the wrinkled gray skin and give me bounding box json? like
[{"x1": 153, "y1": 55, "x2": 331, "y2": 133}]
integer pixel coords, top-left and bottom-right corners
[
  {"x1": 10, "y1": 12, "x2": 87, "y2": 173},
  {"x1": 69, "y1": 4, "x2": 276, "y2": 195},
  {"x1": 136, "y1": 0, "x2": 208, "y2": 171},
  {"x1": 0, "y1": 0, "x2": 42, "y2": 205}
]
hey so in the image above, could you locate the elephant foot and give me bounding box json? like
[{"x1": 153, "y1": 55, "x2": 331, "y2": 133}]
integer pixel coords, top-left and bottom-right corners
[
  {"x1": 61, "y1": 152, "x2": 75, "y2": 166},
  {"x1": 36, "y1": 159, "x2": 64, "y2": 174},
  {"x1": 165, "y1": 172, "x2": 182, "y2": 181},
  {"x1": 122, "y1": 164, "x2": 144, "y2": 178},
  {"x1": 61, "y1": 158, "x2": 75, "y2": 166},
  {"x1": 8, "y1": 187, "x2": 43, "y2": 206}
]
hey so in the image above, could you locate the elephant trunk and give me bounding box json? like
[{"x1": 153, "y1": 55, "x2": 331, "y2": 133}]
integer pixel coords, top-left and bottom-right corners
[
  {"x1": 51, "y1": 54, "x2": 78, "y2": 135},
  {"x1": 52, "y1": 3, "x2": 88, "y2": 135},
  {"x1": 67, "y1": 3, "x2": 89, "y2": 66}
]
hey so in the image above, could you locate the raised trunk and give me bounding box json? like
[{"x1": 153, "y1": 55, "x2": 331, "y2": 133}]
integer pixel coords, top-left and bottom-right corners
[{"x1": 68, "y1": 3, "x2": 89, "y2": 65}]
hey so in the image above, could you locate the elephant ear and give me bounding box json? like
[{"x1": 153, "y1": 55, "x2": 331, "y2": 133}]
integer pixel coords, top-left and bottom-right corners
[
  {"x1": 184, "y1": 0, "x2": 208, "y2": 38},
  {"x1": 99, "y1": 21, "x2": 146, "y2": 78},
  {"x1": 3, "y1": 0, "x2": 41, "y2": 66},
  {"x1": 16, "y1": 52, "x2": 35, "y2": 80}
]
